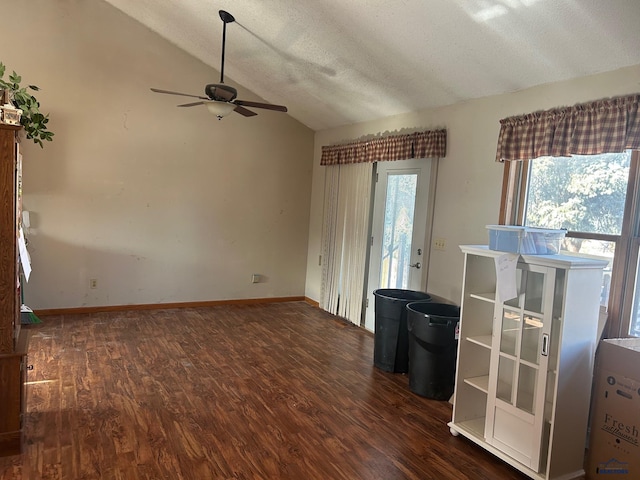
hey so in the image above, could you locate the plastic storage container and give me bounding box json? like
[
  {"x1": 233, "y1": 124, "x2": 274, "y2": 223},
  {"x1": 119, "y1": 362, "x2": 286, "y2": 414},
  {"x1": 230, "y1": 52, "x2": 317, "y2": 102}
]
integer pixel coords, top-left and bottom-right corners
[
  {"x1": 487, "y1": 225, "x2": 566, "y2": 254},
  {"x1": 373, "y1": 289, "x2": 431, "y2": 373},
  {"x1": 406, "y1": 302, "x2": 460, "y2": 399}
]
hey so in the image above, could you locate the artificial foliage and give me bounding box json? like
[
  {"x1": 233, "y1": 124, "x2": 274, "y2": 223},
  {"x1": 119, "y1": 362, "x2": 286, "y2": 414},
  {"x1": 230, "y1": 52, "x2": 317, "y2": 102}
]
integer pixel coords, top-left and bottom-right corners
[{"x1": 0, "y1": 62, "x2": 54, "y2": 147}]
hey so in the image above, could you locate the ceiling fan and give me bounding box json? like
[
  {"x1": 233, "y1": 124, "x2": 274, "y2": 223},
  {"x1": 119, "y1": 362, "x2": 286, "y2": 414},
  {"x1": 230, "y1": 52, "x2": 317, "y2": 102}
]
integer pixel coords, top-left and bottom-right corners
[{"x1": 150, "y1": 10, "x2": 288, "y2": 119}]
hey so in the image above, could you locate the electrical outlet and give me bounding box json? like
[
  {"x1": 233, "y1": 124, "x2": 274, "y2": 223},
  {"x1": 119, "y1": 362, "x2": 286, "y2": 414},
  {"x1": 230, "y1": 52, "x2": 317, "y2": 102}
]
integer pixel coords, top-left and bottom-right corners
[
  {"x1": 90, "y1": 279, "x2": 98, "y2": 289},
  {"x1": 434, "y1": 238, "x2": 446, "y2": 251}
]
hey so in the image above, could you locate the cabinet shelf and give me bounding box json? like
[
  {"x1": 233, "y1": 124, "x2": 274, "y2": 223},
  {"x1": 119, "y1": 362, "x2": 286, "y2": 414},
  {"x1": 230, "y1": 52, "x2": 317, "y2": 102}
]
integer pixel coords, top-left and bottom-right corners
[
  {"x1": 498, "y1": 348, "x2": 542, "y2": 369},
  {"x1": 452, "y1": 417, "x2": 486, "y2": 438},
  {"x1": 464, "y1": 375, "x2": 490, "y2": 393},
  {"x1": 467, "y1": 335, "x2": 492, "y2": 349},
  {"x1": 469, "y1": 292, "x2": 495, "y2": 303}
]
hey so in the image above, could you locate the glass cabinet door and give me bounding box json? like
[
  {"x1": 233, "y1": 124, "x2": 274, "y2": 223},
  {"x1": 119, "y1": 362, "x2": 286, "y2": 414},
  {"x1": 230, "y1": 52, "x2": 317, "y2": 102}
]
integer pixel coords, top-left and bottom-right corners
[{"x1": 486, "y1": 264, "x2": 554, "y2": 471}]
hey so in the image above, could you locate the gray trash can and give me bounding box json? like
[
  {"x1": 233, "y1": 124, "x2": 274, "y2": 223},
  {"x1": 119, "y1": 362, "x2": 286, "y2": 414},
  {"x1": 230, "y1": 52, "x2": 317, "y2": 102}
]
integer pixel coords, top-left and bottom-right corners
[
  {"x1": 406, "y1": 302, "x2": 460, "y2": 399},
  {"x1": 373, "y1": 289, "x2": 431, "y2": 373}
]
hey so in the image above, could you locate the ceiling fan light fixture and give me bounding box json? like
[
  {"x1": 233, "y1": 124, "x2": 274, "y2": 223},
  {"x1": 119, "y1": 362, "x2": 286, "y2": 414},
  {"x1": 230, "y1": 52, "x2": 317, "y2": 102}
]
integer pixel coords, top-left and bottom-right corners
[{"x1": 204, "y1": 100, "x2": 236, "y2": 119}]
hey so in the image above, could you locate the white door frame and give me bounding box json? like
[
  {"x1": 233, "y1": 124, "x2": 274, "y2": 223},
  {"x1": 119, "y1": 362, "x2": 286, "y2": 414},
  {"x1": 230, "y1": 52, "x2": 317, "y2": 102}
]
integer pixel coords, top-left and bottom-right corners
[{"x1": 363, "y1": 158, "x2": 438, "y2": 331}]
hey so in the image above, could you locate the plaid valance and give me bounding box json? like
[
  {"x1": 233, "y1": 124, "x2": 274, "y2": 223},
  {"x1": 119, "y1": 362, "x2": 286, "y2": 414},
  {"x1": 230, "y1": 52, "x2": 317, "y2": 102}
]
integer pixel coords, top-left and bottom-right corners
[
  {"x1": 320, "y1": 129, "x2": 447, "y2": 166},
  {"x1": 496, "y1": 94, "x2": 640, "y2": 162}
]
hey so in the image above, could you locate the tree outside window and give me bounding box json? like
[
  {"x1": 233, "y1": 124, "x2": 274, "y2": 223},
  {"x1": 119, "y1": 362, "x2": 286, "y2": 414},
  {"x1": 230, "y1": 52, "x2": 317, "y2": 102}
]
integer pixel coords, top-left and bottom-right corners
[{"x1": 503, "y1": 150, "x2": 640, "y2": 337}]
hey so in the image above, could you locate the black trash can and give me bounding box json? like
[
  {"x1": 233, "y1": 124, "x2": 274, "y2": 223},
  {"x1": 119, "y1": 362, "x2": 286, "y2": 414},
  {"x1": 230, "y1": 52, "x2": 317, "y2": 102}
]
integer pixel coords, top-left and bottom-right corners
[
  {"x1": 373, "y1": 289, "x2": 432, "y2": 373},
  {"x1": 406, "y1": 302, "x2": 460, "y2": 399}
]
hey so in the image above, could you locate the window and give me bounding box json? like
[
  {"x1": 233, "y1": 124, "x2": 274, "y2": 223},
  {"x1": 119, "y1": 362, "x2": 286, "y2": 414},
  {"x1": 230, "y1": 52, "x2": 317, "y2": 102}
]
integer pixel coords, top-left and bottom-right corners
[
  {"x1": 379, "y1": 173, "x2": 418, "y2": 289},
  {"x1": 500, "y1": 150, "x2": 640, "y2": 338}
]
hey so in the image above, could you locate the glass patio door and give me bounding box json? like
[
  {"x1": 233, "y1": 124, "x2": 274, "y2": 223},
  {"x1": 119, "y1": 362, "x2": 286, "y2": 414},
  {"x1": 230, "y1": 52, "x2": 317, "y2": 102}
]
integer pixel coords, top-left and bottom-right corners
[{"x1": 364, "y1": 158, "x2": 431, "y2": 331}]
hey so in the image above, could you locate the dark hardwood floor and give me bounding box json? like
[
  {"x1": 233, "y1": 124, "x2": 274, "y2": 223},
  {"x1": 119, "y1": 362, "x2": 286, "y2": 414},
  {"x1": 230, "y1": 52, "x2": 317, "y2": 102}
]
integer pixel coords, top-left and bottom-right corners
[{"x1": 0, "y1": 301, "x2": 533, "y2": 479}]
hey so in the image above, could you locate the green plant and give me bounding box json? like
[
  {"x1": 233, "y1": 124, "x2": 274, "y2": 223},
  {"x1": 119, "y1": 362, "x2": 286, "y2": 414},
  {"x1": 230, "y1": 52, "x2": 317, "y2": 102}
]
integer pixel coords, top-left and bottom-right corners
[{"x1": 0, "y1": 62, "x2": 54, "y2": 147}]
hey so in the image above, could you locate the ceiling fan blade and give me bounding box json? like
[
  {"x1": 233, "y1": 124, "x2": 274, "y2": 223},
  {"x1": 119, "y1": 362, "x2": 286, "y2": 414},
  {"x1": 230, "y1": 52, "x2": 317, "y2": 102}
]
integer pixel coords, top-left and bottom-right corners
[
  {"x1": 177, "y1": 101, "x2": 205, "y2": 107},
  {"x1": 233, "y1": 105, "x2": 258, "y2": 117},
  {"x1": 150, "y1": 88, "x2": 208, "y2": 100},
  {"x1": 234, "y1": 99, "x2": 288, "y2": 112}
]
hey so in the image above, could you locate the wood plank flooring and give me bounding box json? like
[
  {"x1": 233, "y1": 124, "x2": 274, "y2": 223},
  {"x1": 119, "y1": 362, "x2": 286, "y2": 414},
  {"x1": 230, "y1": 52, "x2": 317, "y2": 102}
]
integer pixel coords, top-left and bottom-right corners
[{"x1": 0, "y1": 301, "x2": 535, "y2": 479}]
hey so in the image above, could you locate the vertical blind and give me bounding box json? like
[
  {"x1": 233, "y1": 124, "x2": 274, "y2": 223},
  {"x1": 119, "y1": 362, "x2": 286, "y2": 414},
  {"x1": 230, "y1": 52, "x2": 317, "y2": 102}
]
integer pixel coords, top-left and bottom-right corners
[{"x1": 320, "y1": 163, "x2": 373, "y2": 324}]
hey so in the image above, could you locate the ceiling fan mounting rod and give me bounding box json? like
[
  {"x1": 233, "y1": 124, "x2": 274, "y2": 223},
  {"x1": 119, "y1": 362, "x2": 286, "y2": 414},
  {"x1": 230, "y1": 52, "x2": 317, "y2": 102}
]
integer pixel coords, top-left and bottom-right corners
[{"x1": 218, "y1": 10, "x2": 235, "y2": 84}]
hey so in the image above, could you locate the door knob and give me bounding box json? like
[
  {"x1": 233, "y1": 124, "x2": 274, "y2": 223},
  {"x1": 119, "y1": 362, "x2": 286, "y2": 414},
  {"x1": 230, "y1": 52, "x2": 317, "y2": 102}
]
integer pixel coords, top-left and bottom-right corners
[{"x1": 409, "y1": 262, "x2": 421, "y2": 269}]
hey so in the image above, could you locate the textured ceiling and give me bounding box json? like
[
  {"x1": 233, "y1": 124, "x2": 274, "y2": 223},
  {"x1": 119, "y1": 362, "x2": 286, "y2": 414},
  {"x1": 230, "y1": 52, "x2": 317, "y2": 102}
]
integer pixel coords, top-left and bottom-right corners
[{"x1": 104, "y1": 0, "x2": 640, "y2": 131}]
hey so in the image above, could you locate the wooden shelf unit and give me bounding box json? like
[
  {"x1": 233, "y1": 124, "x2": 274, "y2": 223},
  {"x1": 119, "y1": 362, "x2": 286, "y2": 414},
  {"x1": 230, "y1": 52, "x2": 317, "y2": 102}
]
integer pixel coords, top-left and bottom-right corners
[{"x1": 0, "y1": 124, "x2": 29, "y2": 456}]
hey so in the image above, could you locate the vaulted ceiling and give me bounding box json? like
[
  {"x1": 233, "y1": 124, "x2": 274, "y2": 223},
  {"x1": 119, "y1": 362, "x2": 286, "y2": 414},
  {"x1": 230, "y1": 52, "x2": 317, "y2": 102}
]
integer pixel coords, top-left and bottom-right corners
[{"x1": 104, "y1": 0, "x2": 640, "y2": 131}]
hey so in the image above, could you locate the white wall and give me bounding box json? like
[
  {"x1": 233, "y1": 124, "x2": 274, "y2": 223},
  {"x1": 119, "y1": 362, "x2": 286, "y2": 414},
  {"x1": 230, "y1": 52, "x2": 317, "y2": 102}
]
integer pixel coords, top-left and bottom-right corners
[
  {"x1": 305, "y1": 65, "x2": 640, "y2": 305},
  {"x1": 4, "y1": 0, "x2": 314, "y2": 309}
]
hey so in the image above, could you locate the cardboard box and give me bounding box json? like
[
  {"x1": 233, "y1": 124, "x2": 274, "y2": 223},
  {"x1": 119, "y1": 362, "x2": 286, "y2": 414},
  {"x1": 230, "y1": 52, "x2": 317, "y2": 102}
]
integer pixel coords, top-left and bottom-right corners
[{"x1": 586, "y1": 338, "x2": 640, "y2": 479}]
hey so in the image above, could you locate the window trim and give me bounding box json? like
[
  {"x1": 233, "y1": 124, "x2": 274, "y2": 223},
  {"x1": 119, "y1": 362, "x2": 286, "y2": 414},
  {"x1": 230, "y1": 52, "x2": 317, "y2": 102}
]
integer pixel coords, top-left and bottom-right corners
[
  {"x1": 617, "y1": 154, "x2": 640, "y2": 337},
  {"x1": 500, "y1": 150, "x2": 640, "y2": 338}
]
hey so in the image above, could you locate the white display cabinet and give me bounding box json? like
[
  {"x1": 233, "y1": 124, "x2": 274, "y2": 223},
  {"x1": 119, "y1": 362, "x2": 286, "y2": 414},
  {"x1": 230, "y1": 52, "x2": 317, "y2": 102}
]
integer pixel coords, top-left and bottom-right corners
[{"x1": 449, "y1": 245, "x2": 607, "y2": 480}]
